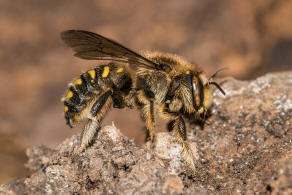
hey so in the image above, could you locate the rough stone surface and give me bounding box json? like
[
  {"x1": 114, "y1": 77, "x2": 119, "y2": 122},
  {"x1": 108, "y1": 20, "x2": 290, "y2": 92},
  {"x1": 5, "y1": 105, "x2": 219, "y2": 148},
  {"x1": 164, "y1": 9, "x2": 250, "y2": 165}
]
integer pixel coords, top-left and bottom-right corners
[{"x1": 0, "y1": 72, "x2": 291, "y2": 194}]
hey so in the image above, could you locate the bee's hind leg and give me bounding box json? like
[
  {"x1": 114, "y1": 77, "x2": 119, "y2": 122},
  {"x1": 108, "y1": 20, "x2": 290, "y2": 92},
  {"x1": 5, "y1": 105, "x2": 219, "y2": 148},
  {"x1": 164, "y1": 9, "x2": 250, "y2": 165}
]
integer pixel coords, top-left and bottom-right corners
[{"x1": 74, "y1": 90, "x2": 113, "y2": 155}]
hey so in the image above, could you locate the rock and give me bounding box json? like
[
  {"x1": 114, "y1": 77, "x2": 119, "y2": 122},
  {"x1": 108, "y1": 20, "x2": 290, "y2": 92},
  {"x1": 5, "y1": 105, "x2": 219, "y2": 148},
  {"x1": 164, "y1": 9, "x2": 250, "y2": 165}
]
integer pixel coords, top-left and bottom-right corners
[
  {"x1": 162, "y1": 175, "x2": 184, "y2": 194},
  {"x1": 0, "y1": 71, "x2": 291, "y2": 194}
]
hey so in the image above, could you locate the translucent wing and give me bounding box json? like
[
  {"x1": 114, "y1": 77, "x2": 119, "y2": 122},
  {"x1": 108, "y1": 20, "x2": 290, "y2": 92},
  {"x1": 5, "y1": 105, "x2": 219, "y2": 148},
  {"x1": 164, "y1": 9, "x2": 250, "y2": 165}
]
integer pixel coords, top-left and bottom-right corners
[{"x1": 61, "y1": 30, "x2": 161, "y2": 70}]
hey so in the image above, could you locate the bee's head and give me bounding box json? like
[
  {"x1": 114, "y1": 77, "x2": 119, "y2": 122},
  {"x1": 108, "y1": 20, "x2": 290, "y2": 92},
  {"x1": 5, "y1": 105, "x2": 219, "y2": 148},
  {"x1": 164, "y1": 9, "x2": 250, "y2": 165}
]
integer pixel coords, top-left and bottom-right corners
[{"x1": 191, "y1": 68, "x2": 226, "y2": 121}]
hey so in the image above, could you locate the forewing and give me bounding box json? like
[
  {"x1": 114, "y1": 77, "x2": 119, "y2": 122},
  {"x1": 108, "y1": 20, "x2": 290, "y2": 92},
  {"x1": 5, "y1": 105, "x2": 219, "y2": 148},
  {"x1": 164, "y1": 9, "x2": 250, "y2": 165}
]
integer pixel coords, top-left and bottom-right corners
[{"x1": 61, "y1": 30, "x2": 159, "y2": 70}]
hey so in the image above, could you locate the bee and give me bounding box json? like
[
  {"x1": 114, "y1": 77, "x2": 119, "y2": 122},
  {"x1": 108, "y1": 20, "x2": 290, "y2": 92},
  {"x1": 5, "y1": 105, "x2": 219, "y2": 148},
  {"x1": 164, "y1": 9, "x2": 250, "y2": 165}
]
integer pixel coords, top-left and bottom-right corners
[{"x1": 61, "y1": 30, "x2": 226, "y2": 172}]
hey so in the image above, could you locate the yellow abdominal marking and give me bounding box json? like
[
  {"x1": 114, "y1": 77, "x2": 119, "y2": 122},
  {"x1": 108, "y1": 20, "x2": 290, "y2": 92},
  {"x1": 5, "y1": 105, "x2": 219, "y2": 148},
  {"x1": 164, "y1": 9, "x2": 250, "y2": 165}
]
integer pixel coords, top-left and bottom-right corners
[
  {"x1": 186, "y1": 70, "x2": 190, "y2": 74},
  {"x1": 74, "y1": 78, "x2": 82, "y2": 85},
  {"x1": 116, "y1": 67, "x2": 123, "y2": 73},
  {"x1": 66, "y1": 91, "x2": 73, "y2": 99},
  {"x1": 102, "y1": 66, "x2": 110, "y2": 78},
  {"x1": 64, "y1": 106, "x2": 69, "y2": 112},
  {"x1": 198, "y1": 107, "x2": 204, "y2": 113},
  {"x1": 88, "y1": 69, "x2": 96, "y2": 79}
]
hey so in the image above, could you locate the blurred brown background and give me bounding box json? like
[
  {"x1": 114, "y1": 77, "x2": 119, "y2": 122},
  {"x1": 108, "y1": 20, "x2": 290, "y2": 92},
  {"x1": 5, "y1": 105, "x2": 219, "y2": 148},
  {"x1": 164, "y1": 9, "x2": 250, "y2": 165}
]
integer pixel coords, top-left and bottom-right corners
[{"x1": 0, "y1": 0, "x2": 291, "y2": 183}]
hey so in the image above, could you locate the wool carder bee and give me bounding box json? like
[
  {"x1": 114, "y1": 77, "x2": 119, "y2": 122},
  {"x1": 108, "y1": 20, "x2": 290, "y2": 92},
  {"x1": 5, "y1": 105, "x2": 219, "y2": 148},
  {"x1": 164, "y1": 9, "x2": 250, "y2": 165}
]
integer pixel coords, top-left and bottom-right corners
[{"x1": 61, "y1": 30, "x2": 225, "y2": 172}]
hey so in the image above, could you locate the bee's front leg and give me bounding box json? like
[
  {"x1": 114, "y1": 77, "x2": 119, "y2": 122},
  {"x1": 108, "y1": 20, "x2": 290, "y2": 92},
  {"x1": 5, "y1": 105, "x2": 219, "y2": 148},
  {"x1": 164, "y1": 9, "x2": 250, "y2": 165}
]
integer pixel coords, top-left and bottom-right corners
[{"x1": 168, "y1": 116, "x2": 196, "y2": 173}]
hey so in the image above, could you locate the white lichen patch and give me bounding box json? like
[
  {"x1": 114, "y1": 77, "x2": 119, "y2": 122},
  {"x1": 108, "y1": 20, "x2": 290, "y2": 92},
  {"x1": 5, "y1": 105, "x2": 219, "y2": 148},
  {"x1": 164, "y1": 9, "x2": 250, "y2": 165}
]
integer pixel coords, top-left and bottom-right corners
[
  {"x1": 214, "y1": 74, "x2": 275, "y2": 99},
  {"x1": 102, "y1": 122, "x2": 122, "y2": 143},
  {"x1": 219, "y1": 84, "x2": 246, "y2": 98},
  {"x1": 45, "y1": 183, "x2": 53, "y2": 194},
  {"x1": 273, "y1": 94, "x2": 292, "y2": 112},
  {"x1": 247, "y1": 76, "x2": 272, "y2": 94},
  {"x1": 44, "y1": 166, "x2": 70, "y2": 193},
  {"x1": 46, "y1": 166, "x2": 62, "y2": 180},
  {"x1": 212, "y1": 97, "x2": 223, "y2": 106}
]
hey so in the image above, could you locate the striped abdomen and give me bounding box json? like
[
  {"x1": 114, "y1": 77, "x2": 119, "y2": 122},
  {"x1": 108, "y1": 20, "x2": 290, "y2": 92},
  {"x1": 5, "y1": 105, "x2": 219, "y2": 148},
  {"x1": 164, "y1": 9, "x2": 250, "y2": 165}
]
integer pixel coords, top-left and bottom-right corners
[{"x1": 62, "y1": 63, "x2": 132, "y2": 127}]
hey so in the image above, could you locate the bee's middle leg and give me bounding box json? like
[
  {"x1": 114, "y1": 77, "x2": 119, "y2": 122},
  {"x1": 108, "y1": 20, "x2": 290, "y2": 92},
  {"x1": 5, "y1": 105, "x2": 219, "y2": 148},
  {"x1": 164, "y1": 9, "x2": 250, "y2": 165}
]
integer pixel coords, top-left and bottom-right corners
[
  {"x1": 135, "y1": 90, "x2": 156, "y2": 143},
  {"x1": 142, "y1": 100, "x2": 156, "y2": 143}
]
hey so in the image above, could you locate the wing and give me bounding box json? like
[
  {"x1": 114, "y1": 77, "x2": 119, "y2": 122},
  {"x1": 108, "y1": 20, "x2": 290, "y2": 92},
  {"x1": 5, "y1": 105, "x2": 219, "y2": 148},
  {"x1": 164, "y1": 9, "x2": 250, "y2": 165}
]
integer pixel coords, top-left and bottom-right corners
[{"x1": 61, "y1": 30, "x2": 161, "y2": 70}]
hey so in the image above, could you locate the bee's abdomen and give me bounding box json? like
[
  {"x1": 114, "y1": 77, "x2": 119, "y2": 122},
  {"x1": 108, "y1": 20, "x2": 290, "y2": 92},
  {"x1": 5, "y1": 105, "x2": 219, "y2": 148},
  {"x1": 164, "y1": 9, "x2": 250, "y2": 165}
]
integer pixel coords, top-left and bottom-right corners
[{"x1": 63, "y1": 64, "x2": 132, "y2": 127}]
